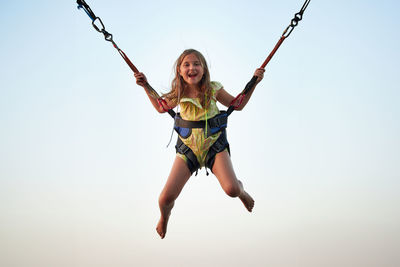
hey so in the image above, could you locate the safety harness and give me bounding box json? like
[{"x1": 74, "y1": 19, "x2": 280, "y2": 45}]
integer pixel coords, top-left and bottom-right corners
[
  {"x1": 175, "y1": 128, "x2": 230, "y2": 175},
  {"x1": 174, "y1": 110, "x2": 230, "y2": 175},
  {"x1": 174, "y1": 111, "x2": 228, "y2": 139},
  {"x1": 76, "y1": 0, "x2": 311, "y2": 173}
]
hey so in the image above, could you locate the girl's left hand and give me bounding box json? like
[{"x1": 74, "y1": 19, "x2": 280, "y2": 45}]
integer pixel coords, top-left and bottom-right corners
[{"x1": 254, "y1": 68, "x2": 265, "y2": 84}]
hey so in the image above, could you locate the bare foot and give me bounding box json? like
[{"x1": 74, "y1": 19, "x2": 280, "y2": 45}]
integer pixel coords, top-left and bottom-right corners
[
  {"x1": 239, "y1": 190, "x2": 255, "y2": 212},
  {"x1": 237, "y1": 180, "x2": 254, "y2": 212},
  {"x1": 156, "y1": 215, "x2": 170, "y2": 239}
]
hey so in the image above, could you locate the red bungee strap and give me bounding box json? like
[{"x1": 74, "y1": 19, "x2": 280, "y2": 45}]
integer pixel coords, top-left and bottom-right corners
[
  {"x1": 77, "y1": 0, "x2": 175, "y2": 118},
  {"x1": 77, "y1": 0, "x2": 310, "y2": 119},
  {"x1": 157, "y1": 98, "x2": 172, "y2": 113},
  {"x1": 117, "y1": 48, "x2": 139, "y2": 74},
  {"x1": 228, "y1": 35, "x2": 286, "y2": 112},
  {"x1": 227, "y1": 0, "x2": 310, "y2": 115},
  {"x1": 260, "y1": 36, "x2": 286, "y2": 69}
]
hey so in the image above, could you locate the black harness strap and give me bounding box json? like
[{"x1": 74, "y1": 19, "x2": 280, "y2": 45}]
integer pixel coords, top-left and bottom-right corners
[
  {"x1": 175, "y1": 138, "x2": 200, "y2": 174},
  {"x1": 176, "y1": 128, "x2": 230, "y2": 175},
  {"x1": 174, "y1": 111, "x2": 228, "y2": 138}
]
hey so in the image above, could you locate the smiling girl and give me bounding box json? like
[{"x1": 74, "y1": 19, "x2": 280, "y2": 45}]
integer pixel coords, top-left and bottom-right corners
[{"x1": 134, "y1": 49, "x2": 265, "y2": 239}]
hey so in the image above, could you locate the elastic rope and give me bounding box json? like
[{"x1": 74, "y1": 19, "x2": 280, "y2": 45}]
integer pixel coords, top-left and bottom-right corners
[
  {"x1": 82, "y1": 7, "x2": 95, "y2": 21},
  {"x1": 77, "y1": 0, "x2": 96, "y2": 21},
  {"x1": 300, "y1": 0, "x2": 311, "y2": 14},
  {"x1": 228, "y1": 0, "x2": 311, "y2": 115}
]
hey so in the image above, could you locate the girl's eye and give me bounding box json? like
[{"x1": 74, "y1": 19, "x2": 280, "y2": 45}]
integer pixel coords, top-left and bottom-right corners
[{"x1": 181, "y1": 62, "x2": 201, "y2": 68}]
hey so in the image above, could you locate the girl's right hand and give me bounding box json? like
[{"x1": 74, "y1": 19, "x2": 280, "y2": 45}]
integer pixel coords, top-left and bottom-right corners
[{"x1": 134, "y1": 72, "x2": 148, "y2": 87}]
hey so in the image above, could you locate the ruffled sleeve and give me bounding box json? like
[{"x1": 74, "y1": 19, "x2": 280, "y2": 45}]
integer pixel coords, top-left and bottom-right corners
[{"x1": 211, "y1": 81, "x2": 223, "y2": 92}]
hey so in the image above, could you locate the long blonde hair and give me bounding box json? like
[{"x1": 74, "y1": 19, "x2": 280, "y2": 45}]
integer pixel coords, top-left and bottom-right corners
[{"x1": 163, "y1": 49, "x2": 212, "y2": 109}]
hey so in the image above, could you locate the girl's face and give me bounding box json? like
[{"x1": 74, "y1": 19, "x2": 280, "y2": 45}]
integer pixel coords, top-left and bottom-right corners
[{"x1": 179, "y1": 53, "x2": 204, "y2": 86}]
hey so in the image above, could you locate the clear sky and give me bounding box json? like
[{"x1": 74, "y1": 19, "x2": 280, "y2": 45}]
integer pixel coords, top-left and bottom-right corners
[{"x1": 1, "y1": 0, "x2": 399, "y2": 266}]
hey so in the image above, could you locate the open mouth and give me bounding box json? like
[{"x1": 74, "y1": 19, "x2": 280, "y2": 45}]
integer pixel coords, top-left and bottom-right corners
[{"x1": 188, "y1": 73, "x2": 197, "y2": 78}]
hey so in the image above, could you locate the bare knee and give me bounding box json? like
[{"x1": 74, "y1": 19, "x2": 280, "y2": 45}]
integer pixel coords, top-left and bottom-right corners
[
  {"x1": 158, "y1": 191, "x2": 176, "y2": 207},
  {"x1": 223, "y1": 182, "x2": 242, "y2": 198}
]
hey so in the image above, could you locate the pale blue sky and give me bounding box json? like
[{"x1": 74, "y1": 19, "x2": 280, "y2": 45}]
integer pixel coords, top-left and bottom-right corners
[{"x1": 1, "y1": 1, "x2": 399, "y2": 266}]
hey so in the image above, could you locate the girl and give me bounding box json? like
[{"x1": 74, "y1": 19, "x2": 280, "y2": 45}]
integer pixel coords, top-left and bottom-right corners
[{"x1": 134, "y1": 49, "x2": 265, "y2": 239}]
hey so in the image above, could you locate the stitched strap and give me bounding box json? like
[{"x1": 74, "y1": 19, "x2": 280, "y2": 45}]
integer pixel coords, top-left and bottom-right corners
[{"x1": 175, "y1": 138, "x2": 200, "y2": 174}]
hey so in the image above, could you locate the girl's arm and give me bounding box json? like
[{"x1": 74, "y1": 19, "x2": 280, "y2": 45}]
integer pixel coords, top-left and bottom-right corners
[
  {"x1": 134, "y1": 72, "x2": 177, "y2": 113},
  {"x1": 216, "y1": 68, "x2": 265, "y2": 110}
]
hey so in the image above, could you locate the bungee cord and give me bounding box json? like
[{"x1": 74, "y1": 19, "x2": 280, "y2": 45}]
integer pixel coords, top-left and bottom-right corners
[
  {"x1": 76, "y1": 0, "x2": 176, "y2": 118},
  {"x1": 227, "y1": 0, "x2": 311, "y2": 115},
  {"x1": 76, "y1": 0, "x2": 311, "y2": 118}
]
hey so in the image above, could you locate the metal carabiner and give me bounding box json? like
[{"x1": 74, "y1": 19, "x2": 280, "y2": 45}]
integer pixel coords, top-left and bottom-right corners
[
  {"x1": 92, "y1": 17, "x2": 105, "y2": 33},
  {"x1": 281, "y1": 0, "x2": 310, "y2": 38}
]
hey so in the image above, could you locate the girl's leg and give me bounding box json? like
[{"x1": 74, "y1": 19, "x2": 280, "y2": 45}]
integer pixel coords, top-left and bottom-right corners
[
  {"x1": 156, "y1": 156, "x2": 192, "y2": 239},
  {"x1": 212, "y1": 151, "x2": 255, "y2": 212}
]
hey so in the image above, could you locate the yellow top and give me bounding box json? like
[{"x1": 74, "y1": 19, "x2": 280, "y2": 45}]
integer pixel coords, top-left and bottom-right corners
[{"x1": 177, "y1": 81, "x2": 223, "y2": 168}]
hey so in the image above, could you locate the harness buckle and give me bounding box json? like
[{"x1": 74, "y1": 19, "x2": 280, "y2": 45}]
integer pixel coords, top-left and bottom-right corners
[{"x1": 207, "y1": 112, "x2": 228, "y2": 137}]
